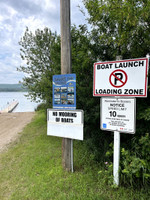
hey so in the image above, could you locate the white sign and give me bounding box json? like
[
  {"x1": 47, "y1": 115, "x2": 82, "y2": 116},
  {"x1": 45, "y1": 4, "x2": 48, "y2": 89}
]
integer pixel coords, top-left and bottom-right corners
[
  {"x1": 47, "y1": 109, "x2": 84, "y2": 140},
  {"x1": 93, "y1": 58, "x2": 149, "y2": 97},
  {"x1": 100, "y1": 98, "x2": 136, "y2": 133}
]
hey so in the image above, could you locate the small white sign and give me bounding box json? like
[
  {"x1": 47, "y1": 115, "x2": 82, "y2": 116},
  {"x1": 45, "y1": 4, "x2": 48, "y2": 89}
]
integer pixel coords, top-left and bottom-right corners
[
  {"x1": 100, "y1": 98, "x2": 136, "y2": 133},
  {"x1": 47, "y1": 109, "x2": 84, "y2": 140},
  {"x1": 93, "y1": 58, "x2": 149, "y2": 97}
]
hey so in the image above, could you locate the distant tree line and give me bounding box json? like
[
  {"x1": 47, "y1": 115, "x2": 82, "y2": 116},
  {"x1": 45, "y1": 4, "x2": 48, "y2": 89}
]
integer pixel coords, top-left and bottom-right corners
[
  {"x1": 18, "y1": 0, "x2": 150, "y2": 187},
  {"x1": 0, "y1": 84, "x2": 27, "y2": 92}
]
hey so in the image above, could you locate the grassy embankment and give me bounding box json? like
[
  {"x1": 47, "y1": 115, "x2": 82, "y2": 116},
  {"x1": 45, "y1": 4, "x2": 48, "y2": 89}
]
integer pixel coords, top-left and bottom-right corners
[{"x1": 0, "y1": 111, "x2": 149, "y2": 200}]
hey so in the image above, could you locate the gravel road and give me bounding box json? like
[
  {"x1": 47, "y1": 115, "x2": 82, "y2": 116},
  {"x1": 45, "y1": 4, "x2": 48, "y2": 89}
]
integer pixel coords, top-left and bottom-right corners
[{"x1": 0, "y1": 112, "x2": 35, "y2": 152}]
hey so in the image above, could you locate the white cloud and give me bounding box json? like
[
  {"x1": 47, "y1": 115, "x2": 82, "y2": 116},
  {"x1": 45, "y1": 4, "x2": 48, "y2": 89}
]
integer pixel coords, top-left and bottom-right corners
[{"x1": 0, "y1": 0, "x2": 87, "y2": 84}]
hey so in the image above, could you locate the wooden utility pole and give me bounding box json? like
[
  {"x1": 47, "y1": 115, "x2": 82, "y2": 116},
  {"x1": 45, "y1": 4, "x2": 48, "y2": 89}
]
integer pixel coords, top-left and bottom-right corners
[
  {"x1": 60, "y1": 0, "x2": 72, "y2": 171},
  {"x1": 60, "y1": 0, "x2": 72, "y2": 74}
]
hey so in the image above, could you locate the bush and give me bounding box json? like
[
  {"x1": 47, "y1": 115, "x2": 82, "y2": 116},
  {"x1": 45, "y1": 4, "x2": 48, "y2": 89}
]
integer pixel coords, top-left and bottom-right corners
[
  {"x1": 120, "y1": 133, "x2": 150, "y2": 186},
  {"x1": 35, "y1": 103, "x2": 47, "y2": 111},
  {"x1": 105, "y1": 133, "x2": 150, "y2": 187}
]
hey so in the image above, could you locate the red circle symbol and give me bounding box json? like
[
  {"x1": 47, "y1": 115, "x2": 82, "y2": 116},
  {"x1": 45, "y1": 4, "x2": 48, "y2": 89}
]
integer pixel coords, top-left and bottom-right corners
[{"x1": 109, "y1": 70, "x2": 127, "y2": 88}]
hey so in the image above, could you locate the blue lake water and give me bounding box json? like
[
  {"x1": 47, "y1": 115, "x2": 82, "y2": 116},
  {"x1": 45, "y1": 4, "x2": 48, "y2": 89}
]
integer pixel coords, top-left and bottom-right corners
[{"x1": 0, "y1": 92, "x2": 39, "y2": 112}]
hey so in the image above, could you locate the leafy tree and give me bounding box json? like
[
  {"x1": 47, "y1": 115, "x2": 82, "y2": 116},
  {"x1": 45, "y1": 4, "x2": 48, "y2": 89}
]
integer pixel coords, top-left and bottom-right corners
[
  {"x1": 71, "y1": 25, "x2": 113, "y2": 160},
  {"x1": 83, "y1": 0, "x2": 150, "y2": 59},
  {"x1": 18, "y1": 27, "x2": 60, "y2": 106},
  {"x1": 72, "y1": 25, "x2": 98, "y2": 136}
]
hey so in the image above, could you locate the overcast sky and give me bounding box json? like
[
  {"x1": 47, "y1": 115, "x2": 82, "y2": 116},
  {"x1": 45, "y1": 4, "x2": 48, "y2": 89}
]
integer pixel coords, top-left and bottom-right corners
[{"x1": 0, "y1": 0, "x2": 87, "y2": 84}]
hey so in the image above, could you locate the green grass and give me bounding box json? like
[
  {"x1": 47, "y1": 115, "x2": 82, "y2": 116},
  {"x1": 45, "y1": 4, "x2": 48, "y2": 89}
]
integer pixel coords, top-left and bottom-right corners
[{"x1": 0, "y1": 111, "x2": 149, "y2": 200}]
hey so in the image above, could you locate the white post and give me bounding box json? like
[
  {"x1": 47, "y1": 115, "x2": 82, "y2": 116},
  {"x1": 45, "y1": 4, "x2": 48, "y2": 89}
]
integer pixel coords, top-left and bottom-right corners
[
  {"x1": 113, "y1": 55, "x2": 122, "y2": 186},
  {"x1": 113, "y1": 131, "x2": 120, "y2": 186}
]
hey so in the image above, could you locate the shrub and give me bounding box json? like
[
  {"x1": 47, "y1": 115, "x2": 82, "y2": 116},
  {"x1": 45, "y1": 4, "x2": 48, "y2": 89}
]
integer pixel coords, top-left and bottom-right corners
[{"x1": 105, "y1": 133, "x2": 150, "y2": 187}]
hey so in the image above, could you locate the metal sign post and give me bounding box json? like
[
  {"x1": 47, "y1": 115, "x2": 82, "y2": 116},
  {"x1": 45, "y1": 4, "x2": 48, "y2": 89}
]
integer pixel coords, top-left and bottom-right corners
[
  {"x1": 113, "y1": 131, "x2": 120, "y2": 185},
  {"x1": 47, "y1": 109, "x2": 84, "y2": 173},
  {"x1": 94, "y1": 55, "x2": 149, "y2": 186},
  {"x1": 100, "y1": 97, "x2": 136, "y2": 185}
]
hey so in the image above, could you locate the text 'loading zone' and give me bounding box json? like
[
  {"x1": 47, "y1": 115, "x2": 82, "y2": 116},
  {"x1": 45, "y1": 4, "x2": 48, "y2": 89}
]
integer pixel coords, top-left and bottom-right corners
[{"x1": 93, "y1": 58, "x2": 149, "y2": 97}]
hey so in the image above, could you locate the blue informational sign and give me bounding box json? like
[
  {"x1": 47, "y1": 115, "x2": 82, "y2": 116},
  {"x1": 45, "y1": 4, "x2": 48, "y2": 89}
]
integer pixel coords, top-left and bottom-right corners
[{"x1": 53, "y1": 74, "x2": 76, "y2": 110}]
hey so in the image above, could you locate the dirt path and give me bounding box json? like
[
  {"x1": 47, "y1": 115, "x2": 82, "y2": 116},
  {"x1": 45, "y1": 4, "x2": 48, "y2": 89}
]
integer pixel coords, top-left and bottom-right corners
[{"x1": 0, "y1": 112, "x2": 35, "y2": 152}]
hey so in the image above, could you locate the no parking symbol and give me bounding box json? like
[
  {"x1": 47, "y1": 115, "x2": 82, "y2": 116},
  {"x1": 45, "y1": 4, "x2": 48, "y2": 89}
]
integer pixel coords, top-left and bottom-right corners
[{"x1": 109, "y1": 69, "x2": 128, "y2": 88}]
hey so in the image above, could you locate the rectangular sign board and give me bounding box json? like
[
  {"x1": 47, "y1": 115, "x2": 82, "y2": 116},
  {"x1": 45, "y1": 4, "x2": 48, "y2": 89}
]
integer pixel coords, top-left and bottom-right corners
[
  {"x1": 93, "y1": 58, "x2": 149, "y2": 97},
  {"x1": 100, "y1": 98, "x2": 136, "y2": 134},
  {"x1": 47, "y1": 109, "x2": 84, "y2": 140},
  {"x1": 53, "y1": 74, "x2": 76, "y2": 109}
]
